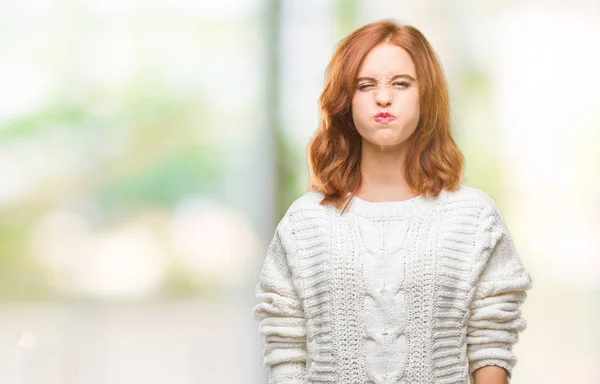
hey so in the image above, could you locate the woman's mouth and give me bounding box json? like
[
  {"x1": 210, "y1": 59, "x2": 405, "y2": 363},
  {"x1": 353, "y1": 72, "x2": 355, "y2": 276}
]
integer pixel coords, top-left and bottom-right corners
[{"x1": 374, "y1": 112, "x2": 396, "y2": 124}]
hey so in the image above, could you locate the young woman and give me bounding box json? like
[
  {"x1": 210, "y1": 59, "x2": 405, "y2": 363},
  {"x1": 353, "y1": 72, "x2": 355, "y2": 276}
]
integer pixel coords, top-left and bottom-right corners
[{"x1": 253, "y1": 20, "x2": 533, "y2": 384}]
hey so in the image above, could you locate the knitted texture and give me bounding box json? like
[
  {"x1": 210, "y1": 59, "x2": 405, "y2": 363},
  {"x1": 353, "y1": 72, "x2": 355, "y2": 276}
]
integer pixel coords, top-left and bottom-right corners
[{"x1": 253, "y1": 184, "x2": 533, "y2": 384}]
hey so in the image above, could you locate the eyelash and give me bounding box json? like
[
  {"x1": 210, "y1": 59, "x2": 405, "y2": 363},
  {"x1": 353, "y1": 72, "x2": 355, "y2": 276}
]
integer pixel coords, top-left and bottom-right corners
[{"x1": 357, "y1": 81, "x2": 410, "y2": 90}]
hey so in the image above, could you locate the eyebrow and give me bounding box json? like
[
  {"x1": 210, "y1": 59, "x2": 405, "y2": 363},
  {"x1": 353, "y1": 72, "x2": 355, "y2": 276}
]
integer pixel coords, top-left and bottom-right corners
[{"x1": 356, "y1": 74, "x2": 416, "y2": 82}]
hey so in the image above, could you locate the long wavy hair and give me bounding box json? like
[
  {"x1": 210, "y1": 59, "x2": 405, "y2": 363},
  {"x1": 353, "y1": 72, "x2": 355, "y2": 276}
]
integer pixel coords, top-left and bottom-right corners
[{"x1": 307, "y1": 20, "x2": 464, "y2": 212}]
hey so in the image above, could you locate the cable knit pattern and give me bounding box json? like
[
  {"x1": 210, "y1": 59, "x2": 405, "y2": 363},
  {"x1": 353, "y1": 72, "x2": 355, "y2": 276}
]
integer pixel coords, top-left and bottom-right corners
[
  {"x1": 358, "y1": 216, "x2": 410, "y2": 383},
  {"x1": 253, "y1": 184, "x2": 533, "y2": 383}
]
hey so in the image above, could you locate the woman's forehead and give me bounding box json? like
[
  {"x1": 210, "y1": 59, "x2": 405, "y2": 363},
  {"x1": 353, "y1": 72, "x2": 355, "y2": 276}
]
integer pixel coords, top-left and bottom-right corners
[{"x1": 357, "y1": 44, "x2": 416, "y2": 77}]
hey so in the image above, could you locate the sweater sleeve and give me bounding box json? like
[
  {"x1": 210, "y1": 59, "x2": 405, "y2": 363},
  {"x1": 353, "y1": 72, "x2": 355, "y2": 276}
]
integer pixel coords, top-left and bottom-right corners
[
  {"x1": 252, "y1": 214, "x2": 307, "y2": 384},
  {"x1": 467, "y1": 201, "x2": 533, "y2": 380}
]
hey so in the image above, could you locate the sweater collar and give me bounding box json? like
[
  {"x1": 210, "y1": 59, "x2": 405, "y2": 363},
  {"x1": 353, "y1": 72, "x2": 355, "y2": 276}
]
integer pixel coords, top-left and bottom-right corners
[{"x1": 345, "y1": 193, "x2": 429, "y2": 218}]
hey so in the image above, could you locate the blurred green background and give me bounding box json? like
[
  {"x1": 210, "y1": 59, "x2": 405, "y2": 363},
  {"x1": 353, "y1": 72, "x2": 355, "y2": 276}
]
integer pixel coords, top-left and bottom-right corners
[{"x1": 0, "y1": 0, "x2": 598, "y2": 383}]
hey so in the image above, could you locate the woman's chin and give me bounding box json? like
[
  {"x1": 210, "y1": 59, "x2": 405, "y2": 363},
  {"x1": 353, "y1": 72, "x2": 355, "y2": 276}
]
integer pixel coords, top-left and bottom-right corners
[
  {"x1": 364, "y1": 135, "x2": 403, "y2": 148},
  {"x1": 364, "y1": 141, "x2": 404, "y2": 151},
  {"x1": 362, "y1": 128, "x2": 416, "y2": 149}
]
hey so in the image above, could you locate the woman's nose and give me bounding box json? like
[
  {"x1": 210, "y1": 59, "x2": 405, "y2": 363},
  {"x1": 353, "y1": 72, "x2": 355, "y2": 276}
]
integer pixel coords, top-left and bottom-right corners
[{"x1": 375, "y1": 89, "x2": 392, "y2": 107}]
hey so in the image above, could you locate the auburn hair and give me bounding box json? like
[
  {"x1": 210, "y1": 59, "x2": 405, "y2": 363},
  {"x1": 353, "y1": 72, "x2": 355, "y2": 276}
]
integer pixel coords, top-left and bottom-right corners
[{"x1": 307, "y1": 20, "x2": 464, "y2": 213}]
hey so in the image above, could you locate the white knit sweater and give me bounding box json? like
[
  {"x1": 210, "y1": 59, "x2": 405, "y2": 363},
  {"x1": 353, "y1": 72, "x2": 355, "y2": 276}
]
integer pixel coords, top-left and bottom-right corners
[{"x1": 253, "y1": 184, "x2": 533, "y2": 384}]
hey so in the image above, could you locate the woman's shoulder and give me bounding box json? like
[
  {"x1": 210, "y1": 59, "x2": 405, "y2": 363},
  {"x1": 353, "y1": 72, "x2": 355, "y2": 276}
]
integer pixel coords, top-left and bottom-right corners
[
  {"x1": 277, "y1": 190, "x2": 335, "y2": 226},
  {"x1": 436, "y1": 184, "x2": 508, "y2": 229},
  {"x1": 275, "y1": 191, "x2": 331, "y2": 249},
  {"x1": 285, "y1": 190, "x2": 330, "y2": 216},
  {"x1": 441, "y1": 183, "x2": 500, "y2": 212}
]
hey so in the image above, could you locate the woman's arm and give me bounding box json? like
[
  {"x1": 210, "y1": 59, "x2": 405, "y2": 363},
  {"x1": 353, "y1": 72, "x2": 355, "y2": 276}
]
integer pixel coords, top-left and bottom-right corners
[
  {"x1": 252, "y1": 215, "x2": 307, "y2": 383},
  {"x1": 467, "y1": 197, "x2": 533, "y2": 381}
]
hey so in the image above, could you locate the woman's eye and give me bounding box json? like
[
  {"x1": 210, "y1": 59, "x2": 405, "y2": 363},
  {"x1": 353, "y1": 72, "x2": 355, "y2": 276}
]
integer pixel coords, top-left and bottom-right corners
[
  {"x1": 394, "y1": 81, "x2": 410, "y2": 87},
  {"x1": 358, "y1": 84, "x2": 373, "y2": 90}
]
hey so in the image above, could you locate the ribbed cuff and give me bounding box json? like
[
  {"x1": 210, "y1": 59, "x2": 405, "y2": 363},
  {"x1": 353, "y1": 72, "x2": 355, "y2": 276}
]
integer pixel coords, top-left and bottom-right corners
[
  {"x1": 268, "y1": 361, "x2": 306, "y2": 384},
  {"x1": 470, "y1": 359, "x2": 513, "y2": 379}
]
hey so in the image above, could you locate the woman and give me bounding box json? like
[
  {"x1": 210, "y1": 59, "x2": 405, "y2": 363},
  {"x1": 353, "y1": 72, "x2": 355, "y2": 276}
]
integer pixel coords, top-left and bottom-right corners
[{"x1": 253, "y1": 19, "x2": 533, "y2": 384}]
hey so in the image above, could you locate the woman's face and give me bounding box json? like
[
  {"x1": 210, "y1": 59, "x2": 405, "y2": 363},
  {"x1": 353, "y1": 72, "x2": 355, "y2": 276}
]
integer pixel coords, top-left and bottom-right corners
[{"x1": 351, "y1": 43, "x2": 420, "y2": 149}]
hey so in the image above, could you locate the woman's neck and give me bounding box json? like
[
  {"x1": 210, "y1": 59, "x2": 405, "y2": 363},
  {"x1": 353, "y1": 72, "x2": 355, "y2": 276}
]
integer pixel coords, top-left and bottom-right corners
[{"x1": 357, "y1": 141, "x2": 417, "y2": 202}]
